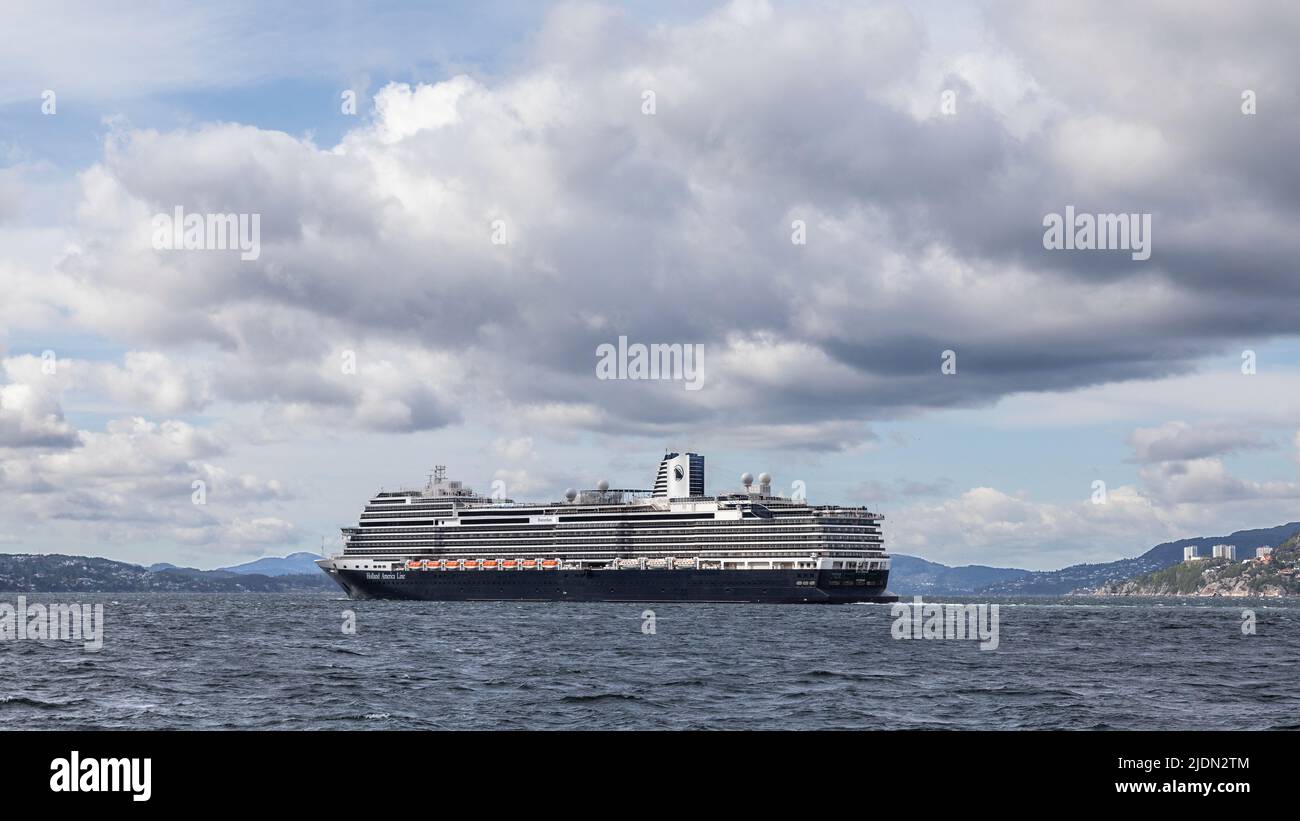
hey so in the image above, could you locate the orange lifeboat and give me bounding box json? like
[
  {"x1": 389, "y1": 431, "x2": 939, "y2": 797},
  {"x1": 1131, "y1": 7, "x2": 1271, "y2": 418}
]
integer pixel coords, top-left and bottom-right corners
[
  {"x1": 541, "y1": 559, "x2": 559, "y2": 569},
  {"x1": 502, "y1": 559, "x2": 518, "y2": 569},
  {"x1": 406, "y1": 560, "x2": 421, "y2": 570},
  {"x1": 443, "y1": 560, "x2": 460, "y2": 570},
  {"x1": 483, "y1": 560, "x2": 498, "y2": 569},
  {"x1": 423, "y1": 560, "x2": 440, "y2": 570},
  {"x1": 463, "y1": 560, "x2": 480, "y2": 569},
  {"x1": 522, "y1": 559, "x2": 537, "y2": 568}
]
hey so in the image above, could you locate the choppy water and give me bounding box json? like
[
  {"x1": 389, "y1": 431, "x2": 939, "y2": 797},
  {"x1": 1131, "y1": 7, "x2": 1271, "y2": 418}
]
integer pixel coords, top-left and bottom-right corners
[{"x1": 2, "y1": 593, "x2": 1298, "y2": 730}]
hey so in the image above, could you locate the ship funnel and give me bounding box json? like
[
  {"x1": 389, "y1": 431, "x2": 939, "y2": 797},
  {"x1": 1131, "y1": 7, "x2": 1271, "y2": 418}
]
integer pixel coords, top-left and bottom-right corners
[{"x1": 653, "y1": 452, "x2": 705, "y2": 498}]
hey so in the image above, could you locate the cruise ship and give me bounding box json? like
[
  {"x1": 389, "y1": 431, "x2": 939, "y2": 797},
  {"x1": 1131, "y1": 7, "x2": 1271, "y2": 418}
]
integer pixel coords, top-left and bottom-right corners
[{"x1": 317, "y1": 452, "x2": 895, "y2": 604}]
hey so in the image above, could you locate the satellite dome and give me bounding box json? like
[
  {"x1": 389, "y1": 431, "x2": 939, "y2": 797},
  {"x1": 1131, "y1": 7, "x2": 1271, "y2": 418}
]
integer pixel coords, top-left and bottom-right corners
[
  {"x1": 596, "y1": 479, "x2": 610, "y2": 491},
  {"x1": 741, "y1": 472, "x2": 754, "y2": 487},
  {"x1": 564, "y1": 488, "x2": 577, "y2": 502},
  {"x1": 758, "y1": 472, "x2": 771, "y2": 485}
]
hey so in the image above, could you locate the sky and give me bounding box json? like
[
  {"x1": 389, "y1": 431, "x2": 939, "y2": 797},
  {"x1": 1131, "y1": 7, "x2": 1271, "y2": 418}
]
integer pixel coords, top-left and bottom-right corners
[{"x1": 1, "y1": 0, "x2": 1299, "y2": 570}]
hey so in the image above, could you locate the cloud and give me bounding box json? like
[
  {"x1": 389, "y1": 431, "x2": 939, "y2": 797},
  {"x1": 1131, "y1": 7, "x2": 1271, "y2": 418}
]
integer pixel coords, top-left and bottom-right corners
[
  {"x1": 890, "y1": 484, "x2": 1171, "y2": 568},
  {"x1": 7, "y1": 0, "x2": 1284, "y2": 453},
  {"x1": 0, "y1": 383, "x2": 79, "y2": 448},
  {"x1": 1127, "y1": 420, "x2": 1272, "y2": 463},
  {"x1": 0, "y1": 412, "x2": 293, "y2": 550},
  {"x1": 492, "y1": 436, "x2": 536, "y2": 461},
  {"x1": 1138, "y1": 458, "x2": 1300, "y2": 505},
  {"x1": 854, "y1": 477, "x2": 954, "y2": 502},
  {"x1": 221, "y1": 516, "x2": 297, "y2": 547},
  {"x1": 0, "y1": 0, "x2": 544, "y2": 106},
  {"x1": 0, "y1": 360, "x2": 79, "y2": 448},
  {"x1": 3, "y1": 351, "x2": 212, "y2": 423},
  {"x1": 1120, "y1": 420, "x2": 1300, "y2": 505}
]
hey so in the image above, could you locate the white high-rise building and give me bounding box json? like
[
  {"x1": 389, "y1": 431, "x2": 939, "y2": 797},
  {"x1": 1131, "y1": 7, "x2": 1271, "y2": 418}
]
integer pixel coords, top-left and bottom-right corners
[
  {"x1": 1183, "y1": 545, "x2": 1203, "y2": 562},
  {"x1": 1256, "y1": 546, "x2": 1273, "y2": 560},
  {"x1": 1212, "y1": 544, "x2": 1237, "y2": 560}
]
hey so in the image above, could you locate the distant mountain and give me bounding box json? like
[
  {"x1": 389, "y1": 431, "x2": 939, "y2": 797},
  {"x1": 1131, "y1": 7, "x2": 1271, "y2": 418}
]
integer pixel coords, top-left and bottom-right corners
[
  {"x1": 217, "y1": 552, "x2": 323, "y2": 577},
  {"x1": 147, "y1": 562, "x2": 192, "y2": 572},
  {"x1": 978, "y1": 522, "x2": 1300, "y2": 595},
  {"x1": 0, "y1": 554, "x2": 333, "y2": 593},
  {"x1": 887, "y1": 554, "x2": 1030, "y2": 597}
]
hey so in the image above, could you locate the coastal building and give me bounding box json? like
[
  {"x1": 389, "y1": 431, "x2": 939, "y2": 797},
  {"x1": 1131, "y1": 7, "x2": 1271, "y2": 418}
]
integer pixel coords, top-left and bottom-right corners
[
  {"x1": 1183, "y1": 545, "x2": 1203, "y2": 562},
  {"x1": 1212, "y1": 544, "x2": 1237, "y2": 560},
  {"x1": 1256, "y1": 546, "x2": 1273, "y2": 559}
]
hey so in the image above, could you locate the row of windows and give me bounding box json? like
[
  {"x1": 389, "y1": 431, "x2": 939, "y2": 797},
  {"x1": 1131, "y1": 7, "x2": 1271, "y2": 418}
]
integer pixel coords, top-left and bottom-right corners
[
  {"x1": 348, "y1": 531, "x2": 880, "y2": 541},
  {"x1": 341, "y1": 549, "x2": 886, "y2": 561},
  {"x1": 353, "y1": 523, "x2": 881, "y2": 537},
  {"x1": 353, "y1": 522, "x2": 883, "y2": 535},
  {"x1": 347, "y1": 539, "x2": 883, "y2": 551},
  {"x1": 357, "y1": 511, "x2": 880, "y2": 524}
]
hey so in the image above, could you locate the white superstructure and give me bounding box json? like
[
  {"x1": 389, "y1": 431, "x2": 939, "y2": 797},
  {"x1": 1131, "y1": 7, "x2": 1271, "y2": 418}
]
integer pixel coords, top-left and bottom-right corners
[{"x1": 321, "y1": 452, "x2": 888, "y2": 576}]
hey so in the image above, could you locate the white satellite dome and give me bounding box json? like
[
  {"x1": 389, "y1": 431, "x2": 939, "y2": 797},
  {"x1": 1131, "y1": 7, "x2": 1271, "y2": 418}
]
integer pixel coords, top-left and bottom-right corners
[
  {"x1": 758, "y1": 472, "x2": 771, "y2": 485},
  {"x1": 564, "y1": 488, "x2": 577, "y2": 502},
  {"x1": 741, "y1": 472, "x2": 754, "y2": 487},
  {"x1": 596, "y1": 479, "x2": 610, "y2": 491}
]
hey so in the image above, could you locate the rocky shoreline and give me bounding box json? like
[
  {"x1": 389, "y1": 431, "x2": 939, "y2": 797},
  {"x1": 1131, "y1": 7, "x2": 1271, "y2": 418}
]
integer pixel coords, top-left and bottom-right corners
[{"x1": 1090, "y1": 579, "x2": 1293, "y2": 598}]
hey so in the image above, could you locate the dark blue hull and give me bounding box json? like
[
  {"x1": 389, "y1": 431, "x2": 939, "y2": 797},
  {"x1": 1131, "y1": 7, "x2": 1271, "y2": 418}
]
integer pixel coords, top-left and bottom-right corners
[{"x1": 326, "y1": 567, "x2": 896, "y2": 604}]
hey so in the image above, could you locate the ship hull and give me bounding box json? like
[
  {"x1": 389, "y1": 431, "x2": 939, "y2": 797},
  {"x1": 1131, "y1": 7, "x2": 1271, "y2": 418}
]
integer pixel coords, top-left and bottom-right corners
[{"x1": 325, "y1": 567, "x2": 896, "y2": 604}]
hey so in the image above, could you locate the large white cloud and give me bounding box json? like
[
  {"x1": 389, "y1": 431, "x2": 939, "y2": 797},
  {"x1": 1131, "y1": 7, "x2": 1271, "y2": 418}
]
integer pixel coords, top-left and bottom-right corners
[
  {"x1": 889, "y1": 484, "x2": 1169, "y2": 568},
  {"x1": 14, "y1": 0, "x2": 1291, "y2": 449},
  {"x1": 0, "y1": 381, "x2": 78, "y2": 448}
]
